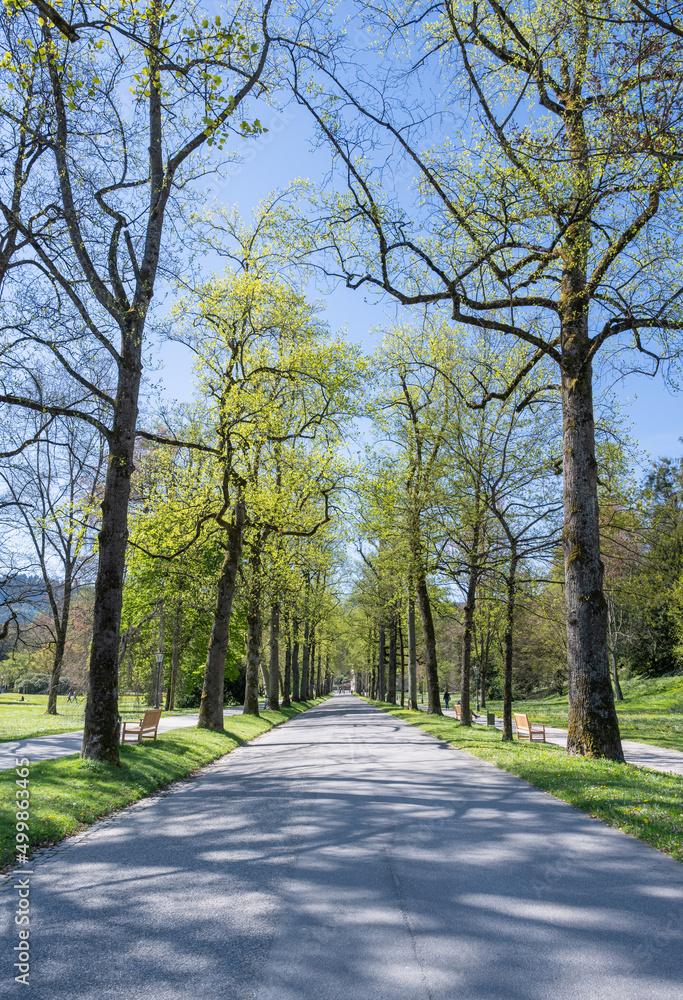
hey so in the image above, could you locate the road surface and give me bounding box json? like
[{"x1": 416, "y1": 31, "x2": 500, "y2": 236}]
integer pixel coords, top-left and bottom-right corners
[{"x1": 1, "y1": 695, "x2": 681, "y2": 999}]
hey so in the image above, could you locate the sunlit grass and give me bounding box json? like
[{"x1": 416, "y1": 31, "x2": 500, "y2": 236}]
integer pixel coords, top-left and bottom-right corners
[
  {"x1": 0, "y1": 692, "x2": 220, "y2": 742},
  {"x1": 368, "y1": 700, "x2": 683, "y2": 864},
  {"x1": 0, "y1": 699, "x2": 326, "y2": 870},
  {"x1": 485, "y1": 675, "x2": 683, "y2": 751}
]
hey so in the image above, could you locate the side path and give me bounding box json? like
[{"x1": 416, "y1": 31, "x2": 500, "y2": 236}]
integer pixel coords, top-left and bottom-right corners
[
  {"x1": 0, "y1": 709, "x2": 246, "y2": 772},
  {"x1": 418, "y1": 704, "x2": 683, "y2": 777},
  {"x1": 1, "y1": 695, "x2": 681, "y2": 1000}
]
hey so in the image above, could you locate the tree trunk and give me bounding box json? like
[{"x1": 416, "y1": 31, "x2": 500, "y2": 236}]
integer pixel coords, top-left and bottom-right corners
[
  {"x1": 408, "y1": 594, "x2": 418, "y2": 710},
  {"x1": 198, "y1": 499, "x2": 245, "y2": 729},
  {"x1": 502, "y1": 550, "x2": 518, "y2": 741},
  {"x1": 364, "y1": 627, "x2": 371, "y2": 696},
  {"x1": 308, "y1": 628, "x2": 316, "y2": 699},
  {"x1": 315, "y1": 644, "x2": 323, "y2": 698},
  {"x1": 300, "y1": 619, "x2": 310, "y2": 703},
  {"x1": 46, "y1": 562, "x2": 72, "y2": 715},
  {"x1": 481, "y1": 627, "x2": 490, "y2": 709},
  {"x1": 607, "y1": 594, "x2": 624, "y2": 701},
  {"x1": 378, "y1": 625, "x2": 386, "y2": 701},
  {"x1": 268, "y1": 600, "x2": 280, "y2": 711},
  {"x1": 243, "y1": 546, "x2": 263, "y2": 717},
  {"x1": 399, "y1": 620, "x2": 405, "y2": 708},
  {"x1": 414, "y1": 565, "x2": 442, "y2": 714},
  {"x1": 153, "y1": 600, "x2": 165, "y2": 710},
  {"x1": 46, "y1": 618, "x2": 69, "y2": 715},
  {"x1": 282, "y1": 618, "x2": 292, "y2": 708},
  {"x1": 562, "y1": 345, "x2": 623, "y2": 759},
  {"x1": 82, "y1": 387, "x2": 140, "y2": 764},
  {"x1": 292, "y1": 618, "x2": 300, "y2": 701},
  {"x1": 387, "y1": 615, "x2": 397, "y2": 704},
  {"x1": 460, "y1": 517, "x2": 481, "y2": 728},
  {"x1": 167, "y1": 591, "x2": 181, "y2": 711}
]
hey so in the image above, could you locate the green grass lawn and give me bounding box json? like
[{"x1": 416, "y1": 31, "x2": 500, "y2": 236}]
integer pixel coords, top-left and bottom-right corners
[
  {"x1": 367, "y1": 700, "x2": 683, "y2": 864},
  {"x1": 0, "y1": 693, "x2": 223, "y2": 742},
  {"x1": 0, "y1": 699, "x2": 326, "y2": 871},
  {"x1": 483, "y1": 675, "x2": 683, "y2": 751}
]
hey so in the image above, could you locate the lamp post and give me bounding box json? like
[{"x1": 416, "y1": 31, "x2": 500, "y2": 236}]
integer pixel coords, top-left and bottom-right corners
[
  {"x1": 154, "y1": 650, "x2": 164, "y2": 709},
  {"x1": 474, "y1": 665, "x2": 480, "y2": 713}
]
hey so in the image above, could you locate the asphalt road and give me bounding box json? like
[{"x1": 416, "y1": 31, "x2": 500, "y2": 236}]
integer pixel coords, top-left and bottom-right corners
[{"x1": 2, "y1": 695, "x2": 682, "y2": 999}]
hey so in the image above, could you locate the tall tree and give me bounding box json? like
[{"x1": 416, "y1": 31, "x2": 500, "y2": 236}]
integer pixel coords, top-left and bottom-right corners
[
  {"x1": 289, "y1": 0, "x2": 683, "y2": 757},
  {"x1": 0, "y1": 0, "x2": 275, "y2": 761},
  {"x1": 0, "y1": 414, "x2": 105, "y2": 713},
  {"x1": 177, "y1": 270, "x2": 364, "y2": 723}
]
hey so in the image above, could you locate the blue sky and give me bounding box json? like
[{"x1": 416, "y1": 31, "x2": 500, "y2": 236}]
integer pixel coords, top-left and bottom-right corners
[{"x1": 155, "y1": 100, "x2": 683, "y2": 469}]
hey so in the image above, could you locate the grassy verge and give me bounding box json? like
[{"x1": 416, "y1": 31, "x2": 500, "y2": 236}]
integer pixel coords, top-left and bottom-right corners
[
  {"x1": 0, "y1": 693, "x2": 223, "y2": 742},
  {"x1": 1, "y1": 699, "x2": 326, "y2": 871},
  {"x1": 366, "y1": 700, "x2": 683, "y2": 863},
  {"x1": 484, "y1": 675, "x2": 683, "y2": 752}
]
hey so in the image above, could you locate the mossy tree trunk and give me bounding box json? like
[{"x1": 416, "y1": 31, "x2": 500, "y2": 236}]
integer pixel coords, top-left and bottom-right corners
[{"x1": 198, "y1": 500, "x2": 245, "y2": 730}]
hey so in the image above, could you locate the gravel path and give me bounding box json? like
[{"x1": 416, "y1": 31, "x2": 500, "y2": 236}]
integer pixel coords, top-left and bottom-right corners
[{"x1": 1, "y1": 695, "x2": 681, "y2": 999}]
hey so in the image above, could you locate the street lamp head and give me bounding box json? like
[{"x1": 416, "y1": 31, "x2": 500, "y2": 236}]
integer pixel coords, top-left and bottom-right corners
[{"x1": 155, "y1": 650, "x2": 164, "y2": 667}]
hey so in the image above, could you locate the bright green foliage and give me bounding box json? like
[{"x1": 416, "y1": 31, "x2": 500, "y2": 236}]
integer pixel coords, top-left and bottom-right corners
[
  {"x1": 176, "y1": 269, "x2": 367, "y2": 541},
  {"x1": 0, "y1": 0, "x2": 270, "y2": 143}
]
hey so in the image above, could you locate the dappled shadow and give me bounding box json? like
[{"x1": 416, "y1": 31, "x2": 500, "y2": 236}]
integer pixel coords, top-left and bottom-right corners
[{"x1": 1, "y1": 696, "x2": 682, "y2": 1000}]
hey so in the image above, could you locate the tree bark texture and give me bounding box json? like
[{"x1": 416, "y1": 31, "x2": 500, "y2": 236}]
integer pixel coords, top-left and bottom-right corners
[
  {"x1": 378, "y1": 626, "x2": 386, "y2": 702},
  {"x1": 562, "y1": 350, "x2": 623, "y2": 759},
  {"x1": 315, "y1": 646, "x2": 323, "y2": 698},
  {"x1": 399, "y1": 621, "x2": 405, "y2": 708},
  {"x1": 308, "y1": 629, "x2": 316, "y2": 699},
  {"x1": 82, "y1": 384, "x2": 140, "y2": 764},
  {"x1": 607, "y1": 595, "x2": 624, "y2": 701},
  {"x1": 300, "y1": 619, "x2": 310, "y2": 703},
  {"x1": 167, "y1": 591, "x2": 181, "y2": 711},
  {"x1": 502, "y1": 550, "x2": 518, "y2": 741},
  {"x1": 268, "y1": 601, "x2": 280, "y2": 711},
  {"x1": 46, "y1": 562, "x2": 72, "y2": 715},
  {"x1": 46, "y1": 619, "x2": 69, "y2": 715},
  {"x1": 292, "y1": 619, "x2": 300, "y2": 701},
  {"x1": 408, "y1": 594, "x2": 418, "y2": 710},
  {"x1": 282, "y1": 621, "x2": 292, "y2": 708},
  {"x1": 387, "y1": 616, "x2": 397, "y2": 704},
  {"x1": 479, "y1": 623, "x2": 490, "y2": 709},
  {"x1": 414, "y1": 566, "x2": 442, "y2": 715},
  {"x1": 460, "y1": 515, "x2": 482, "y2": 729},
  {"x1": 243, "y1": 547, "x2": 263, "y2": 717},
  {"x1": 198, "y1": 500, "x2": 246, "y2": 729}
]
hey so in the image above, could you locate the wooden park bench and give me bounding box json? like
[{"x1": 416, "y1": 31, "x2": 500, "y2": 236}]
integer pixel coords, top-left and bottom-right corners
[
  {"x1": 454, "y1": 703, "x2": 481, "y2": 721},
  {"x1": 121, "y1": 709, "x2": 162, "y2": 744},
  {"x1": 514, "y1": 712, "x2": 546, "y2": 743}
]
